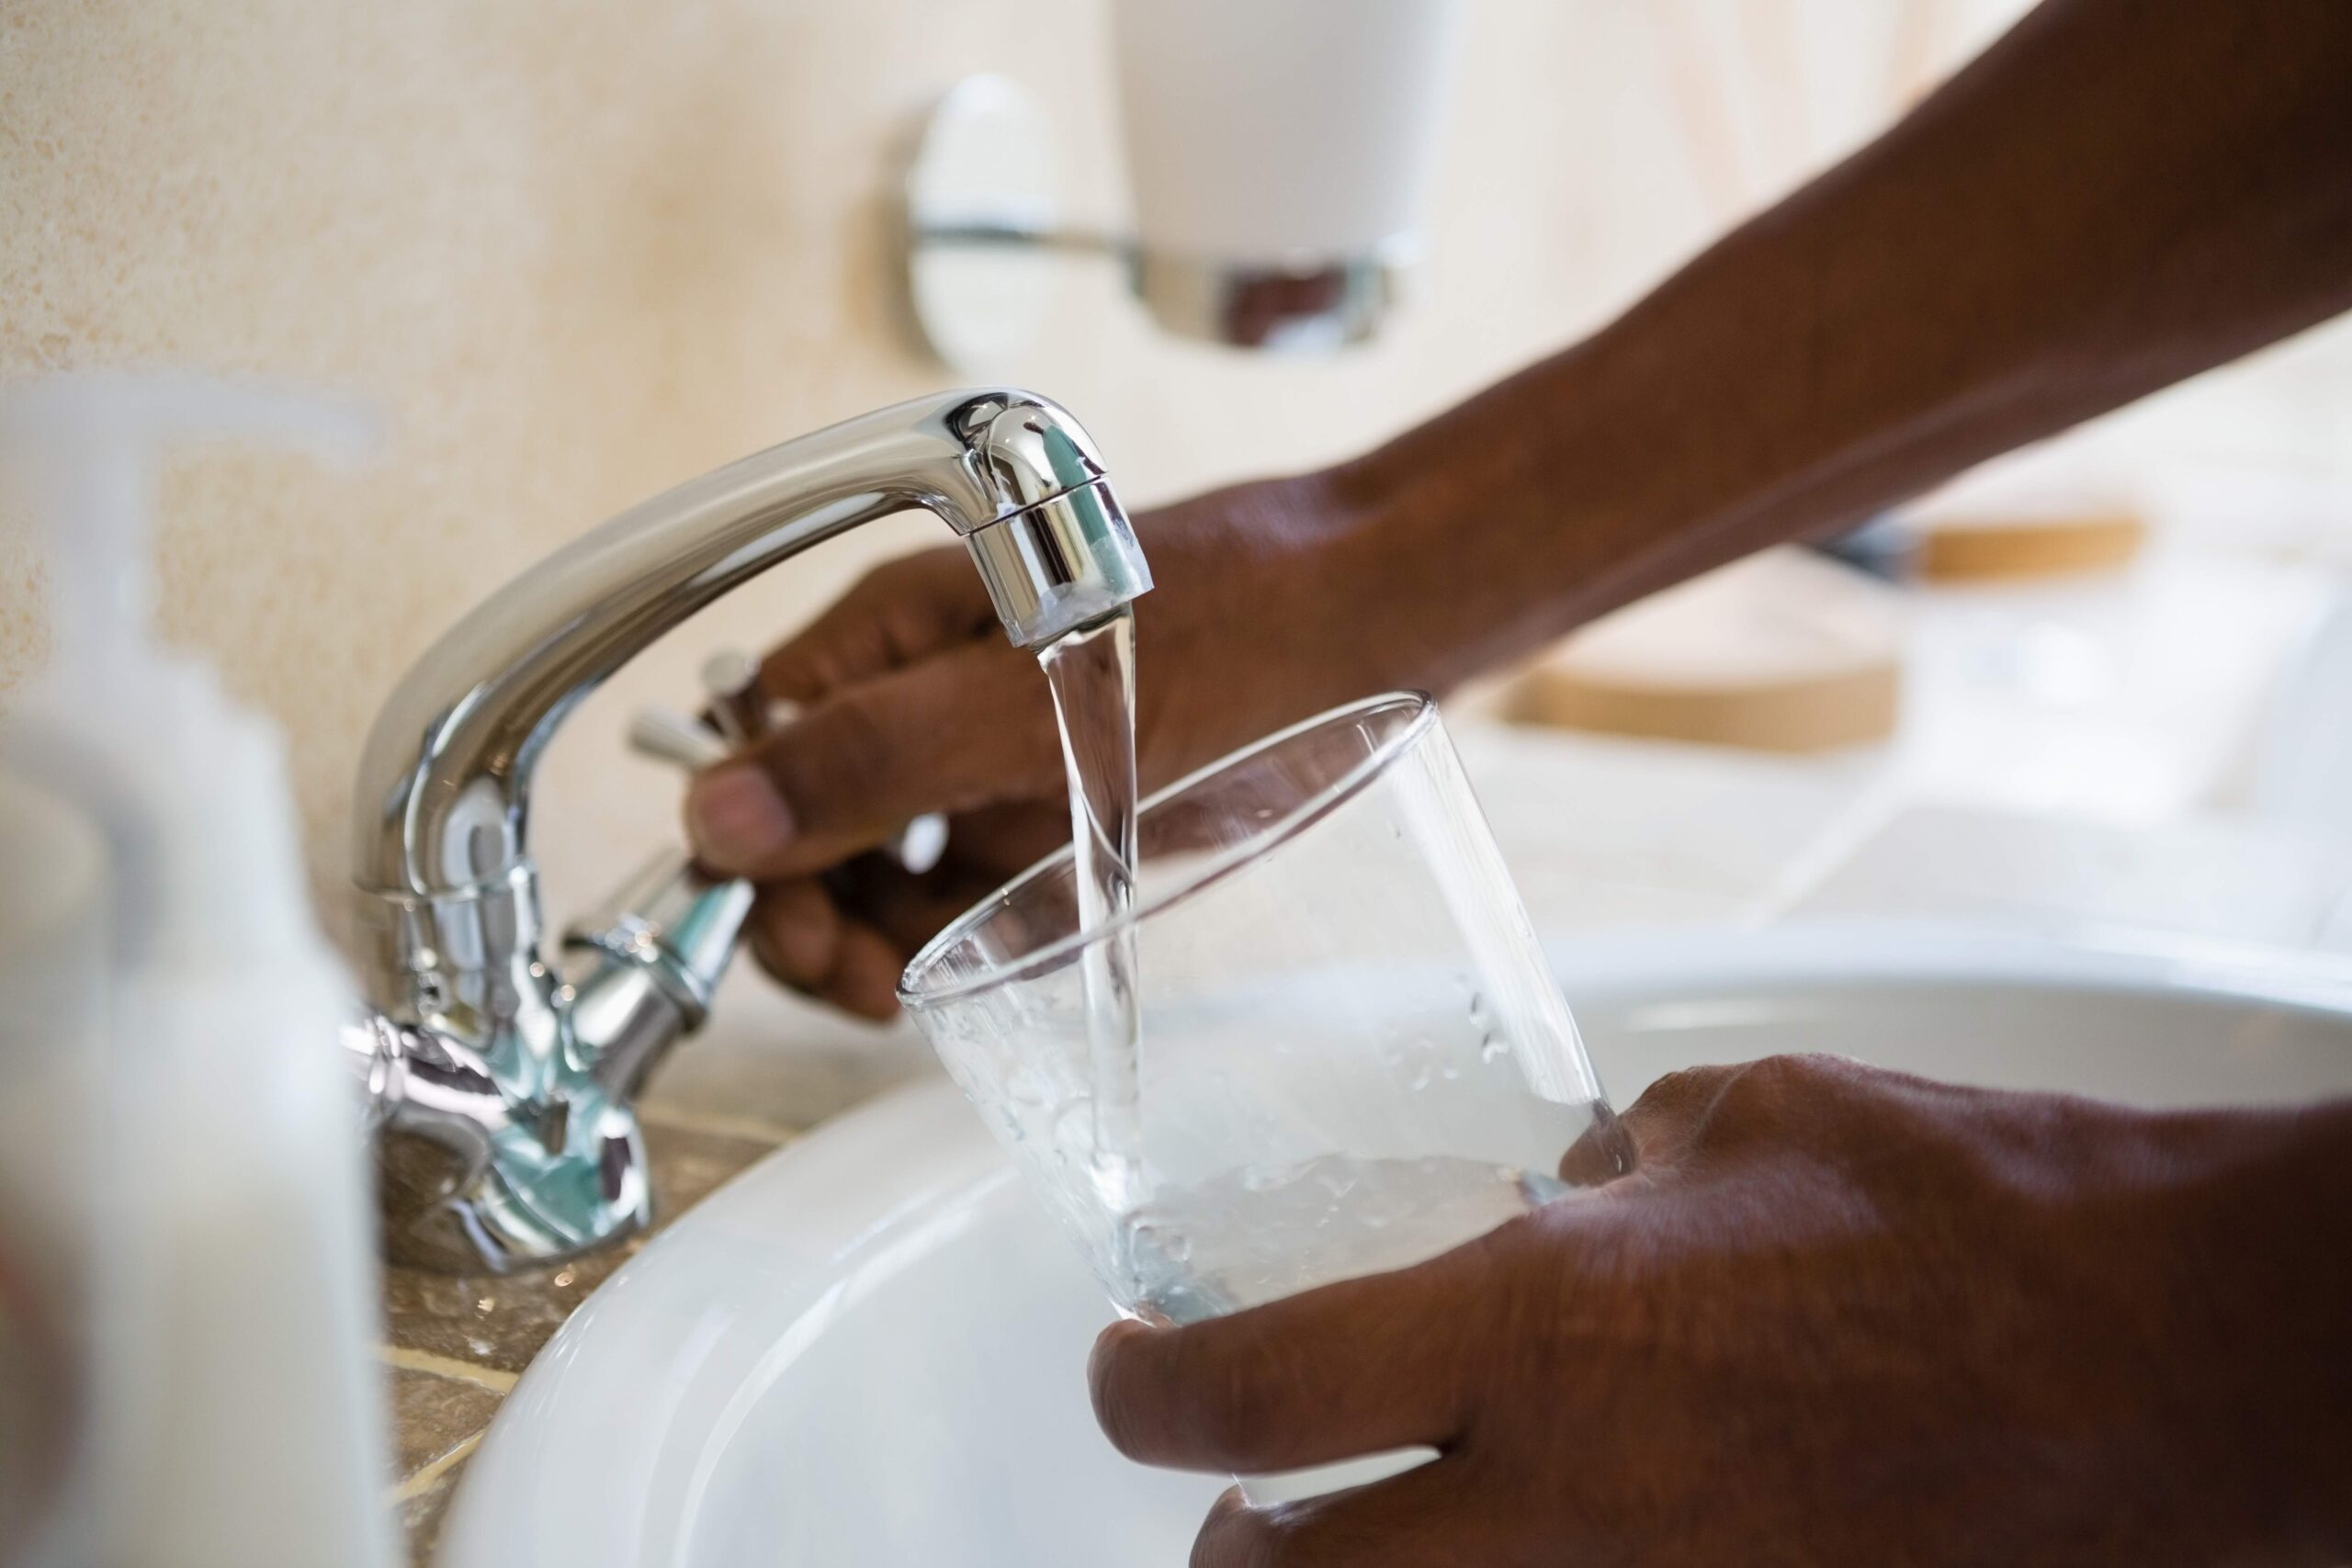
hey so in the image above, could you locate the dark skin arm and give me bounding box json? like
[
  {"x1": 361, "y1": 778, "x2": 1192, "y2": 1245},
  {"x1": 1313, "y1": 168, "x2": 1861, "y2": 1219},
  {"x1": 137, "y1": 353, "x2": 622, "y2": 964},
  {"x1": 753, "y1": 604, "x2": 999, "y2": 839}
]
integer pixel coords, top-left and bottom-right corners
[
  {"x1": 684, "y1": 0, "x2": 2352, "y2": 1557},
  {"x1": 684, "y1": 0, "x2": 2352, "y2": 1016}
]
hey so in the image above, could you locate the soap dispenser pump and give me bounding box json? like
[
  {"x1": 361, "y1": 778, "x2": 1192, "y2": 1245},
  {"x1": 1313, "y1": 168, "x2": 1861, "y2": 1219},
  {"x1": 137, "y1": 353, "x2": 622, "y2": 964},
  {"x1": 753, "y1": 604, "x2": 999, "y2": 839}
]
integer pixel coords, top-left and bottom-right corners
[{"x1": 0, "y1": 372, "x2": 394, "y2": 1568}]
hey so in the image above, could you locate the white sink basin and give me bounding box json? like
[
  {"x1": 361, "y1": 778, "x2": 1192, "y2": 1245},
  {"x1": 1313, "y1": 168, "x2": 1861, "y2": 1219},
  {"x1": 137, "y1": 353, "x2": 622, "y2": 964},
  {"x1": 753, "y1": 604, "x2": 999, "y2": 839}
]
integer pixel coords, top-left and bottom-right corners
[{"x1": 438, "y1": 923, "x2": 2352, "y2": 1568}]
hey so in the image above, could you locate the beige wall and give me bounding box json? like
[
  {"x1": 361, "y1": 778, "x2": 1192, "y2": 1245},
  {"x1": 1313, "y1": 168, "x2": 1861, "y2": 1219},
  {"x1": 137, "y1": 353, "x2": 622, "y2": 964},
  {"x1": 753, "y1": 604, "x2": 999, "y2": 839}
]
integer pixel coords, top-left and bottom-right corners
[{"x1": 0, "y1": 0, "x2": 2035, "y2": 928}]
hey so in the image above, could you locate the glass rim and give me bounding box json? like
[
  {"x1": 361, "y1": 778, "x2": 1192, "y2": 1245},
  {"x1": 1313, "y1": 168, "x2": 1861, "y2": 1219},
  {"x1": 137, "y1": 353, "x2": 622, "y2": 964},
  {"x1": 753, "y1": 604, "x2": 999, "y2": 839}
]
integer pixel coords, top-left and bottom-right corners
[{"x1": 898, "y1": 690, "x2": 1439, "y2": 1010}]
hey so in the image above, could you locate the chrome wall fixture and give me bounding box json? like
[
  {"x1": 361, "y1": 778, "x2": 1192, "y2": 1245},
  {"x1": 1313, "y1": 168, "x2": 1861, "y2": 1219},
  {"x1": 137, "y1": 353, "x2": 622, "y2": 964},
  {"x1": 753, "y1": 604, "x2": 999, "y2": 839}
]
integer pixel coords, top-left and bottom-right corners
[{"x1": 900, "y1": 75, "x2": 1408, "y2": 359}]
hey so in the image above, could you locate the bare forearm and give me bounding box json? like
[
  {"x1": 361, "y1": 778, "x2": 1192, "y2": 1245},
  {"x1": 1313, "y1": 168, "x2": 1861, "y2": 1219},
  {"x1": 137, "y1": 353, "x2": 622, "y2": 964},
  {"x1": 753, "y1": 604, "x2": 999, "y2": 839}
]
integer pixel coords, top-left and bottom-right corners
[{"x1": 1330, "y1": 0, "x2": 2352, "y2": 693}]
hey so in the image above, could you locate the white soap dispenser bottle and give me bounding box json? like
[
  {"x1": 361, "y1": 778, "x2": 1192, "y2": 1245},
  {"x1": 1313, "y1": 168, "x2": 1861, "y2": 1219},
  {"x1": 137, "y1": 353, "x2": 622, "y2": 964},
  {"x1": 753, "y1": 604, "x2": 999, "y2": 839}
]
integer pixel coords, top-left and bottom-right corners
[
  {"x1": 0, "y1": 769, "x2": 109, "y2": 1566},
  {"x1": 0, "y1": 372, "x2": 394, "y2": 1568}
]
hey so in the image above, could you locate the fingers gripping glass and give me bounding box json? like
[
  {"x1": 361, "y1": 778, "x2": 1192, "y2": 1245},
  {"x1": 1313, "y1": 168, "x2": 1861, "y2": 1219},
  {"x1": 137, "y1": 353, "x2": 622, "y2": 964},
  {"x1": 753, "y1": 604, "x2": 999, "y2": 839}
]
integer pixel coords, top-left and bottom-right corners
[{"x1": 900, "y1": 694, "x2": 1628, "y2": 1492}]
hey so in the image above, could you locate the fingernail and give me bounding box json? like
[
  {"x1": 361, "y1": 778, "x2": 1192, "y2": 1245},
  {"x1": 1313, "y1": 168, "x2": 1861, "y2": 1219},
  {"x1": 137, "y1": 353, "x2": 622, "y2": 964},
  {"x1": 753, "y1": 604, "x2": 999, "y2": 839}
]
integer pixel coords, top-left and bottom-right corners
[
  {"x1": 687, "y1": 763, "x2": 796, "y2": 871},
  {"x1": 1088, "y1": 1316, "x2": 1153, "y2": 1382}
]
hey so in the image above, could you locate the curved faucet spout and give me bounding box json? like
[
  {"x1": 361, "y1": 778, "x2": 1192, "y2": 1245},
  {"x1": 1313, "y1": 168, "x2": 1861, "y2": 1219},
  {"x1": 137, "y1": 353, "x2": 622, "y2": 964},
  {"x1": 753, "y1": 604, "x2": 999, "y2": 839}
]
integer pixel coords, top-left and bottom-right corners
[
  {"x1": 353, "y1": 388, "x2": 1144, "y2": 905},
  {"x1": 348, "y1": 388, "x2": 1148, "y2": 1271}
]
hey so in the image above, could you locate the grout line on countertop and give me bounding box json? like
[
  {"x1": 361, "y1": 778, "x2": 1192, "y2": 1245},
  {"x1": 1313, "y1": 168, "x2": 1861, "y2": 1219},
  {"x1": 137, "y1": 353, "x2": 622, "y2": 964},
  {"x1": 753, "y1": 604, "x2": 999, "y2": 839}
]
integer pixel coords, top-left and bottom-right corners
[
  {"x1": 393, "y1": 1430, "x2": 481, "y2": 1503},
  {"x1": 380, "y1": 1344, "x2": 521, "y2": 1394}
]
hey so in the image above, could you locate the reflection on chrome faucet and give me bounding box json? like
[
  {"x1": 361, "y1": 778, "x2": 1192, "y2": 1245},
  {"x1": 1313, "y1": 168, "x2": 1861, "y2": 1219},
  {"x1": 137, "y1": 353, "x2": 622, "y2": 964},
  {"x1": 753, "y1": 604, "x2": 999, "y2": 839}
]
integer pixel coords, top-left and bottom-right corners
[{"x1": 343, "y1": 389, "x2": 1151, "y2": 1273}]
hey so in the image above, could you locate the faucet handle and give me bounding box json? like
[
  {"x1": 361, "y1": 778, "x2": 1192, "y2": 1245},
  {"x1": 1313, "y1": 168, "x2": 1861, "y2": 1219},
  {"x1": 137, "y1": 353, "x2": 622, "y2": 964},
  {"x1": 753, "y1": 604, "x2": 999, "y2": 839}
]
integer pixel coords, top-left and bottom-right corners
[
  {"x1": 699, "y1": 649, "x2": 767, "y2": 748},
  {"x1": 564, "y1": 850, "x2": 754, "y2": 1024},
  {"x1": 638, "y1": 649, "x2": 953, "y2": 876},
  {"x1": 626, "y1": 648, "x2": 773, "y2": 768},
  {"x1": 628, "y1": 705, "x2": 730, "y2": 771},
  {"x1": 563, "y1": 850, "x2": 756, "y2": 1105}
]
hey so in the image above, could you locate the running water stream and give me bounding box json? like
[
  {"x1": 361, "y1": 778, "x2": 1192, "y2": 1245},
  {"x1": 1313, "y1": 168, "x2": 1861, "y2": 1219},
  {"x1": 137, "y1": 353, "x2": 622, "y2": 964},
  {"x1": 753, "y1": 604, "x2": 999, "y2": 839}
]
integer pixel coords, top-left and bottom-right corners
[
  {"x1": 1036, "y1": 608, "x2": 1147, "y2": 1221},
  {"x1": 1036, "y1": 615, "x2": 1578, "y2": 1335}
]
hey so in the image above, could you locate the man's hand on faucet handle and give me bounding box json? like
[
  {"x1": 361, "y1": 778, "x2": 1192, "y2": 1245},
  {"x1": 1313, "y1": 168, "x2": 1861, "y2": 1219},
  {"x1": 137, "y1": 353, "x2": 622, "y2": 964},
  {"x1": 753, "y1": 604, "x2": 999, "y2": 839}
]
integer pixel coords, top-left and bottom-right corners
[{"x1": 683, "y1": 473, "x2": 1420, "y2": 1019}]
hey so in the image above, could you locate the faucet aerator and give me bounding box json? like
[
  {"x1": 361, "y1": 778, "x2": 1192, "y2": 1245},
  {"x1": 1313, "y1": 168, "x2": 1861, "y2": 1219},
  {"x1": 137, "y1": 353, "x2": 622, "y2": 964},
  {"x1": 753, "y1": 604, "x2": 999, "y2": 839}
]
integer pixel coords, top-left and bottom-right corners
[{"x1": 967, "y1": 480, "x2": 1153, "y2": 649}]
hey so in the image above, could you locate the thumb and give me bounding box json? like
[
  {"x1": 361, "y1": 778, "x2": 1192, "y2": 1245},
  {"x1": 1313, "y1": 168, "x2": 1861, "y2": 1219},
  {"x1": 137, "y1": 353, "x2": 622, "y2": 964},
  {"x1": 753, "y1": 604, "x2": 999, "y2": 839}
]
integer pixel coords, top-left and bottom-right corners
[{"x1": 686, "y1": 642, "x2": 1061, "y2": 879}]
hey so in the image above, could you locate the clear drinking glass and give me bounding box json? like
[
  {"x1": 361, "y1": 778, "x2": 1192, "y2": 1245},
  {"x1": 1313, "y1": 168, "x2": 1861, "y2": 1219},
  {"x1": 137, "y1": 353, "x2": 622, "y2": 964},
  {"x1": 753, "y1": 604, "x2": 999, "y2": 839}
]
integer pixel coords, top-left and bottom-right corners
[{"x1": 900, "y1": 694, "x2": 1629, "y2": 1325}]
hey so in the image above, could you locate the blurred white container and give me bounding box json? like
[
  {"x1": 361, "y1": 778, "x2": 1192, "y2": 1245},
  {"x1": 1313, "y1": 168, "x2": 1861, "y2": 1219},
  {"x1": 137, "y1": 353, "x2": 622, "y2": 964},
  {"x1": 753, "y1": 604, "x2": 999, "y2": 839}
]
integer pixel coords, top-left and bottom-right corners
[
  {"x1": 0, "y1": 373, "x2": 392, "y2": 1568},
  {"x1": 0, "y1": 773, "x2": 107, "y2": 1564},
  {"x1": 1110, "y1": 0, "x2": 1463, "y2": 347}
]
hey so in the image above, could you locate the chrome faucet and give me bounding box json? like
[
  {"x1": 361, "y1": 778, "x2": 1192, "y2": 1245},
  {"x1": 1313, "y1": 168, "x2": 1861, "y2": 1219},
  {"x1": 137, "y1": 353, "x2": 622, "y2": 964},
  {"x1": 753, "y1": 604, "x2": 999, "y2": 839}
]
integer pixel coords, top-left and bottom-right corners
[{"x1": 343, "y1": 389, "x2": 1150, "y2": 1272}]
